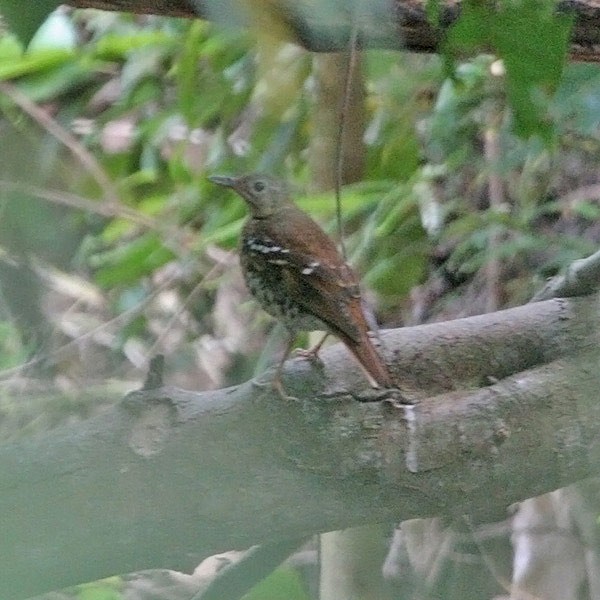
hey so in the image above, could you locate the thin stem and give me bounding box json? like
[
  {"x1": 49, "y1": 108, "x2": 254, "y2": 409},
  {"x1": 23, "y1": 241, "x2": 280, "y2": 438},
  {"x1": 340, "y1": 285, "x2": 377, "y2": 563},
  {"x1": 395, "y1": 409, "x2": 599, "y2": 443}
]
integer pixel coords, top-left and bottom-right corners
[{"x1": 334, "y1": 23, "x2": 359, "y2": 262}]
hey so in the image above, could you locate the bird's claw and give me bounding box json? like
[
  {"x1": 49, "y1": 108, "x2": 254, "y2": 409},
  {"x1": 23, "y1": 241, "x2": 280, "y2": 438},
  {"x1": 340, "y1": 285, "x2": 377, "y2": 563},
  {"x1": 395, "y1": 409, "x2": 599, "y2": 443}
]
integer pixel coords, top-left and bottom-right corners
[
  {"x1": 292, "y1": 347, "x2": 322, "y2": 363},
  {"x1": 251, "y1": 374, "x2": 298, "y2": 401},
  {"x1": 272, "y1": 378, "x2": 299, "y2": 402}
]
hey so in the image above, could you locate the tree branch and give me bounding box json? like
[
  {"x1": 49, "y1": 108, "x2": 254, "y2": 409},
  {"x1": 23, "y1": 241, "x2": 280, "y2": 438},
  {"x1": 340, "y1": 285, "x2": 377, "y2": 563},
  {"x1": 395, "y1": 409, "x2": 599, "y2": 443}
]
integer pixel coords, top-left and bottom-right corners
[
  {"x1": 531, "y1": 246, "x2": 600, "y2": 302},
  {"x1": 67, "y1": 0, "x2": 600, "y2": 60},
  {"x1": 2, "y1": 295, "x2": 600, "y2": 599}
]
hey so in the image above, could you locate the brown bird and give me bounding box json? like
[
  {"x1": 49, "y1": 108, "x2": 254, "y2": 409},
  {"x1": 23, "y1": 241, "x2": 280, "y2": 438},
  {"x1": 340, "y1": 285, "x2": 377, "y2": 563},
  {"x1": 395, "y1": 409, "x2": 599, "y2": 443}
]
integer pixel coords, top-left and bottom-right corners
[{"x1": 209, "y1": 173, "x2": 392, "y2": 397}]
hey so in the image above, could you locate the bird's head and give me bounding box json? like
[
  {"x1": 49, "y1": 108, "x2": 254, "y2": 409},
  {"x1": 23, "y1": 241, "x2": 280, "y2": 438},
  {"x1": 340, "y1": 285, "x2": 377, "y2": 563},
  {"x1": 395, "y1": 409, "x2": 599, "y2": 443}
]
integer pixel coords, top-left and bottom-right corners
[{"x1": 209, "y1": 173, "x2": 290, "y2": 218}]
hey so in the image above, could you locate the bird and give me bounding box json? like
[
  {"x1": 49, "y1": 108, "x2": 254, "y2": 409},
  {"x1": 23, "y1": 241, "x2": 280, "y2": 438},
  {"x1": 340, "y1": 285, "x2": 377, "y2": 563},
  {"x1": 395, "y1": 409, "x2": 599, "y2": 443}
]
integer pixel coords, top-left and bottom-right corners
[{"x1": 209, "y1": 173, "x2": 392, "y2": 398}]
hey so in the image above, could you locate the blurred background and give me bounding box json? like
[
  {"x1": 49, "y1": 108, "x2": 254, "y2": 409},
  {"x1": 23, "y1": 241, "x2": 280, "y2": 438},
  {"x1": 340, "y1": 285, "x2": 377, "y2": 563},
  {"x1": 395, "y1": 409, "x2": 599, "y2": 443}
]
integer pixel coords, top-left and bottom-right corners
[
  {"x1": 2, "y1": 8, "x2": 598, "y2": 399},
  {"x1": 2, "y1": 4, "x2": 600, "y2": 599}
]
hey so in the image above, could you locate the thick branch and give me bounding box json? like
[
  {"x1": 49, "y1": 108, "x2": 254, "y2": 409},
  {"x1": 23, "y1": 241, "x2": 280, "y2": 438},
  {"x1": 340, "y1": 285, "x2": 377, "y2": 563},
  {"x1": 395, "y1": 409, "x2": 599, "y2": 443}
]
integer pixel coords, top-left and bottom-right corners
[
  {"x1": 67, "y1": 0, "x2": 600, "y2": 60},
  {"x1": 532, "y1": 246, "x2": 600, "y2": 302},
  {"x1": 2, "y1": 296, "x2": 599, "y2": 599}
]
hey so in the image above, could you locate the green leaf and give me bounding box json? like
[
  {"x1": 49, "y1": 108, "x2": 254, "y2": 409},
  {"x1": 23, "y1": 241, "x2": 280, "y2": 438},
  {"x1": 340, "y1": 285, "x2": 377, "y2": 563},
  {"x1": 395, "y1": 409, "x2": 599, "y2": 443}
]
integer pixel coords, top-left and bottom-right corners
[
  {"x1": 244, "y1": 566, "x2": 310, "y2": 600},
  {"x1": 552, "y1": 64, "x2": 600, "y2": 134},
  {"x1": 0, "y1": 0, "x2": 62, "y2": 46},
  {"x1": 426, "y1": 0, "x2": 443, "y2": 27},
  {"x1": 445, "y1": 0, "x2": 573, "y2": 141},
  {"x1": 177, "y1": 20, "x2": 207, "y2": 126},
  {"x1": 76, "y1": 577, "x2": 122, "y2": 600},
  {"x1": 571, "y1": 200, "x2": 600, "y2": 221},
  {"x1": 494, "y1": 0, "x2": 573, "y2": 140},
  {"x1": 93, "y1": 31, "x2": 175, "y2": 61},
  {"x1": 91, "y1": 233, "x2": 174, "y2": 287},
  {"x1": 446, "y1": 2, "x2": 492, "y2": 52},
  {"x1": 13, "y1": 58, "x2": 95, "y2": 101},
  {"x1": 0, "y1": 47, "x2": 74, "y2": 81}
]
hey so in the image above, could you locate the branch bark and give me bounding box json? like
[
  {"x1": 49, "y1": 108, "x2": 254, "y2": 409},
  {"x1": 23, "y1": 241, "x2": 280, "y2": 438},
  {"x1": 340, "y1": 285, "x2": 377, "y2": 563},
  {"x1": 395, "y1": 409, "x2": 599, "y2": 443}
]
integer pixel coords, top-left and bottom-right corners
[
  {"x1": 2, "y1": 295, "x2": 600, "y2": 599},
  {"x1": 67, "y1": 0, "x2": 600, "y2": 61},
  {"x1": 532, "y1": 246, "x2": 600, "y2": 302}
]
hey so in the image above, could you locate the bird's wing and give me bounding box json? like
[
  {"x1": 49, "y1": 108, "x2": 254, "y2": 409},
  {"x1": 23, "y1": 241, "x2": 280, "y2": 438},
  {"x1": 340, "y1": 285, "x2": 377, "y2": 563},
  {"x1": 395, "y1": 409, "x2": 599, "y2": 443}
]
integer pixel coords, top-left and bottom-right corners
[{"x1": 246, "y1": 210, "x2": 369, "y2": 343}]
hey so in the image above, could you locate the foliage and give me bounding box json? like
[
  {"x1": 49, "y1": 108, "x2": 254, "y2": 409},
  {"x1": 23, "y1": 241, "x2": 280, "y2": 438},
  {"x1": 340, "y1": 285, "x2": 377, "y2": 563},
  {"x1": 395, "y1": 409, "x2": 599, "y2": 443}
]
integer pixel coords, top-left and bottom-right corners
[
  {"x1": 0, "y1": 1, "x2": 597, "y2": 384},
  {"x1": 244, "y1": 566, "x2": 310, "y2": 600},
  {"x1": 0, "y1": 0, "x2": 62, "y2": 46},
  {"x1": 446, "y1": 0, "x2": 573, "y2": 141},
  {"x1": 1, "y1": 2, "x2": 600, "y2": 599},
  {"x1": 76, "y1": 577, "x2": 122, "y2": 600},
  {"x1": 0, "y1": 9, "x2": 426, "y2": 387}
]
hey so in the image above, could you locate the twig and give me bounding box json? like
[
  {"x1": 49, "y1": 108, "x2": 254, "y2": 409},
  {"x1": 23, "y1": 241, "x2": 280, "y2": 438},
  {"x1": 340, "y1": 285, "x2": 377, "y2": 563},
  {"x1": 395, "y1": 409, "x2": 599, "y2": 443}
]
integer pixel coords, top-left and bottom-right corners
[
  {"x1": 334, "y1": 22, "x2": 359, "y2": 262},
  {"x1": 0, "y1": 265, "x2": 181, "y2": 382},
  {"x1": 0, "y1": 81, "x2": 120, "y2": 205},
  {"x1": 144, "y1": 258, "x2": 230, "y2": 359},
  {"x1": 0, "y1": 180, "x2": 158, "y2": 230},
  {"x1": 484, "y1": 117, "x2": 504, "y2": 313}
]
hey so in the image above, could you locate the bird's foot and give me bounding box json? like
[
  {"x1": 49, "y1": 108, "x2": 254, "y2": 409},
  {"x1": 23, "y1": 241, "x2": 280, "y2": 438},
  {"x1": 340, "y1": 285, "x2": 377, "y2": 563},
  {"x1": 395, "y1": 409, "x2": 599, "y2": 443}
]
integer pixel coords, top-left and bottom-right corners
[
  {"x1": 251, "y1": 375, "x2": 272, "y2": 390},
  {"x1": 292, "y1": 347, "x2": 322, "y2": 363},
  {"x1": 251, "y1": 374, "x2": 298, "y2": 401},
  {"x1": 272, "y1": 377, "x2": 299, "y2": 402},
  {"x1": 293, "y1": 333, "x2": 329, "y2": 364}
]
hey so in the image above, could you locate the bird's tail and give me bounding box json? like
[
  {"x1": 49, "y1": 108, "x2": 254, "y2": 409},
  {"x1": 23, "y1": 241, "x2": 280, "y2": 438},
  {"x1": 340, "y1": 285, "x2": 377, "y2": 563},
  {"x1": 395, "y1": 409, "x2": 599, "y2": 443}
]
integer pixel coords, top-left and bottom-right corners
[{"x1": 343, "y1": 332, "x2": 392, "y2": 389}]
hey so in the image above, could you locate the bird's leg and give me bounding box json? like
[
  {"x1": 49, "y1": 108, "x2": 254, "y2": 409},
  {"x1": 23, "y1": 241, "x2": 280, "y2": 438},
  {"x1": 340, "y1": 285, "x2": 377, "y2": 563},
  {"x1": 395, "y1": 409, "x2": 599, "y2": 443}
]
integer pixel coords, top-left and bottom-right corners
[
  {"x1": 293, "y1": 333, "x2": 329, "y2": 362},
  {"x1": 252, "y1": 331, "x2": 298, "y2": 400},
  {"x1": 271, "y1": 333, "x2": 298, "y2": 401}
]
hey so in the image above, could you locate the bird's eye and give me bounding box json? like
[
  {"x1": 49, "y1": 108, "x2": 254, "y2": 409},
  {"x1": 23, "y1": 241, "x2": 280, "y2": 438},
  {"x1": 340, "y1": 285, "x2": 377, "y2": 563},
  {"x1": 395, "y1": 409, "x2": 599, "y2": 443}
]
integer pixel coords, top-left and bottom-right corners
[{"x1": 252, "y1": 180, "x2": 266, "y2": 193}]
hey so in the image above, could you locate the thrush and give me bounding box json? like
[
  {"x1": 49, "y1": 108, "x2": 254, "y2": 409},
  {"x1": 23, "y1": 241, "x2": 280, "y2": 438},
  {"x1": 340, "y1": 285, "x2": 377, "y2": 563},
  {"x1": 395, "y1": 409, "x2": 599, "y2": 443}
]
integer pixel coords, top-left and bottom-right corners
[{"x1": 209, "y1": 173, "x2": 392, "y2": 397}]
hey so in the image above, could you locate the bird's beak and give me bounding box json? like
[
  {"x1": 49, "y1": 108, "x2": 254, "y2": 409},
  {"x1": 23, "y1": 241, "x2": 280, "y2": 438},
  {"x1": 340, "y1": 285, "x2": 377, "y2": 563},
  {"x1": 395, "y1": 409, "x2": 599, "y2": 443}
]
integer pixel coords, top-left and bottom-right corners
[{"x1": 208, "y1": 175, "x2": 237, "y2": 188}]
